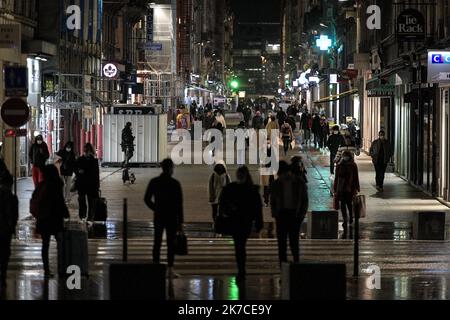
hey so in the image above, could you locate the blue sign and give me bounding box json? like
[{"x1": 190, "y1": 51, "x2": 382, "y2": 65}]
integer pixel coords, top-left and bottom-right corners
[
  {"x1": 142, "y1": 42, "x2": 163, "y2": 51},
  {"x1": 4, "y1": 66, "x2": 28, "y2": 97}
]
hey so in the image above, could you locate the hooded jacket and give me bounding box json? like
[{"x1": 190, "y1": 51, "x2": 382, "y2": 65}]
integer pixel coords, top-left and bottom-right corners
[
  {"x1": 29, "y1": 136, "x2": 50, "y2": 169},
  {"x1": 56, "y1": 142, "x2": 77, "y2": 176},
  {"x1": 208, "y1": 162, "x2": 231, "y2": 204}
]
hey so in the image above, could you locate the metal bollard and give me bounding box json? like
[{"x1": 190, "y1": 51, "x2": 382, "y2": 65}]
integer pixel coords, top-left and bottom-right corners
[
  {"x1": 353, "y1": 207, "x2": 360, "y2": 277},
  {"x1": 123, "y1": 198, "x2": 128, "y2": 262}
]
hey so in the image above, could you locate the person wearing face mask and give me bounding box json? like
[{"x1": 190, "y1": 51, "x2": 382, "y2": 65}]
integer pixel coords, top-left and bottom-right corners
[
  {"x1": 333, "y1": 151, "x2": 360, "y2": 227},
  {"x1": 327, "y1": 126, "x2": 345, "y2": 176},
  {"x1": 370, "y1": 130, "x2": 392, "y2": 192},
  {"x1": 334, "y1": 134, "x2": 358, "y2": 165},
  {"x1": 74, "y1": 143, "x2": 100, "y2": 222},
  {"x1": 29, "y1": 135, "x2": 50, "y2": 188},
  {"x1": 56, "y1": 142, "x2": 77, "y2": 202}
]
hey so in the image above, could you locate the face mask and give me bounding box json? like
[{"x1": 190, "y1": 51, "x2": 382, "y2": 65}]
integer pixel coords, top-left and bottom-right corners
[
  {"x1": 379, "y1": 136, "x2": 385, "y2": 140},
  {"x1": 334, "y1": 131, "x2": 339, "y2": 135},
  {"x1": 66, "y1": 148, "x2": 72, "y2": 152},
  {"x1": 37, "y1": 140, "x2": 43, "y2": 145},
  {"x1": 343, "y1": 156, "x2": 350, "y2": 162}
]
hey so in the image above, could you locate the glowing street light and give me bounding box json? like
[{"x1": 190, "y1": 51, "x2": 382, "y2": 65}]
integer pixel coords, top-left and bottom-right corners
[{"x1": 316, "y1": 35, "x2": 332, "y2": 51}]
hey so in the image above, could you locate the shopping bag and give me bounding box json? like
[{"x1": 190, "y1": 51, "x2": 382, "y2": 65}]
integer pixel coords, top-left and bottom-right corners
[
  {"x1": 353, "y1": 195, "x2": 366, "y2": 218},
  {"x1": 290, "y1": 140, "x2": 296, "y2": 150},
  {"x1": 174, "y1": 232, "x2": 188, "y2": 256}
]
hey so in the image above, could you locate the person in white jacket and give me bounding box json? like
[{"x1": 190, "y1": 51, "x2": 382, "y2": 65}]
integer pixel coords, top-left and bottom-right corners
[
  {"x1": 215, "y1": 110, "x2": 227, "y2": 130},
  {"x1": 208, "y1": 162, "x2": 231, "y2": 223}
]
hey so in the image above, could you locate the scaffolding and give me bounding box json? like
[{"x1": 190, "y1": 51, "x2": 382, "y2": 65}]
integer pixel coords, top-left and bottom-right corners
[{"x1": 138, "y1": 4, "x2": 181, "y2": 113}]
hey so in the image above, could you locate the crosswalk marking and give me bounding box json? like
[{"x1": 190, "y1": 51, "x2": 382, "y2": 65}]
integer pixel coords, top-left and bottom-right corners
[{"x1": 7, "y1": 239, "x2": 450, "y2": 275}]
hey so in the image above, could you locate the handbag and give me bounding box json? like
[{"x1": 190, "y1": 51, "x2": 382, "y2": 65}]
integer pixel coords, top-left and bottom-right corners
[
  {"x1": 290, "y1": 139, "x2": 296, "y2": 150},
  {"x1": 174, "y1": 232, "x2": 188, "y2": 255},
  {"x1": 353, "y1": 195, "x2": 366, "y2": 218}
]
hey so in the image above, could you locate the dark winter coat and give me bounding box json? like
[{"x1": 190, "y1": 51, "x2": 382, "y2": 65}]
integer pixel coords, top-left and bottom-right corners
[
  {"x1": 29, "y1": 142, "x2": 50, "y2": 169},
  {"x1": 203, "y1": 115, "x2": 215, "y2": 130},
  {"x1": 300, "y1": 113, "x2": 311, "y2": 130},
  {"x1": 121, "y1": 127, "x2": 135, "y2": 152},
  {"x1": 333, "y1": 160, "x2": 360, "y2": 196},
  {"x1": 219, "y1": 183, "x2": 263, "y2": 235},
  {"x1": 0, "y1": 186, "x2": 18, "y2": 237},
  {"x1": 270, "y1": 174, "x2": 308, "y2": 219},
  {"x1": 312, "y1": 115, "x2": 321, "y2": 134},
  {"x1": 56, "y1": 149, "x2": 76, "y2": 177},
  {"x1": 33, "y1": 182, "x2": 69, "y2": 235},
  {"x1": 252, "y1": 116, "x2": 264, "y2": 130},
  {"x1": 370, "y1": 139, "x2": 392, "y2": 165},
  {"x1": 75, "y1": 155, "x2": 100, "y2": 193},
  {"x1": 144, "y1": 173, "x2": 184, "y2": 227},
  {"x1": 327, "y1": 133, "x2": 345, "y2": 154}
]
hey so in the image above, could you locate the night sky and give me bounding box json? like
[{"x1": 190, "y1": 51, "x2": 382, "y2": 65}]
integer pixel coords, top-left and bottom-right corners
[{"x1": 231, "y1": 0, "x2": 281, "y2": 23}]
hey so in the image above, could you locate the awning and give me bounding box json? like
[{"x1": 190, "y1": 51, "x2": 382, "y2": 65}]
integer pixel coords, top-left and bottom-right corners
[
  {"x1": 188, "y1": 85, "x2": 213, "y2": 93},
  {"x1": 313, "y1": 89, "x2": 358, "y2": 104}
]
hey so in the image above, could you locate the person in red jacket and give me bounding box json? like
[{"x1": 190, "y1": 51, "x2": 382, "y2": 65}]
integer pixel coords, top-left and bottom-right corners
[{"x1": 333, "y1": 151, "x2": 360, "y2": 227}]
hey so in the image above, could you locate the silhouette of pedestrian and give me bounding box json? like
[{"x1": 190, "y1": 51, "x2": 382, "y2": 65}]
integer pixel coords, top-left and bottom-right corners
[
  {"x1": 145, "y1": 159, "x2": 184, "y2": 278},
  {"x1": 32, "y1": 165, "x2": 69, "y2": 277},
  {"x1": 219, "y1": 166, "x2": 263, "y2": 282},
  {"x1": 270, "y1": 161, "x2": 308, "y2": 266},
  {"x1": 0, "y1": 161, "x2": 18, "y2": 288}
]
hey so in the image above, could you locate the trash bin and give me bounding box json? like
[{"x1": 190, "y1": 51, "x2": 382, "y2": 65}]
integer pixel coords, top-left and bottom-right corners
[
  {"x1": 413, "y1": 211, "x2": 446, "y2": 240},
  {"x1": 307, "y1": 211, "x2": 339, "y2": 239}
]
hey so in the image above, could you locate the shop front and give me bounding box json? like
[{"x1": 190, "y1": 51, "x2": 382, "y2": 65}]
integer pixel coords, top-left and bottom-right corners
[{"x1": 362, "y1": 74, "x2": 395, "y2": 153}]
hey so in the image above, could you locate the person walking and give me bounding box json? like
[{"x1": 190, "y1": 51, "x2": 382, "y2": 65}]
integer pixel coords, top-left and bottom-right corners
[
  {"x1": 243, "y1": 106, "x2": 252, "y2": 127},
  {"x1": 144, "y1": 159, "x2": 184, "y2": 278},
  {"x1": 56, "y1": 142, "x2": 77, "y2": 202},
  {"x1": 32, "y1": 165, "x2": 69, "y2": 277},
  {"x1": 300, "y1": 110, "x2": 311, "y2": 146},
  {"x1": 333, "y1": 151, "x2": 360, "y2": 227},
  {"x1": 270, "y1": 161, "x2": 309, "y2": 266},
  {"x1": 318, "y1": 116, "x2": 330, "y2": 151},
  {"x1": 208, "y1": 162, "x2": 231, "y2": 223},
  {"x1": 74, "y1": 143, "x2": 100, "y2": 222},
  {"x1": 0, "y1": 162, "x2": 18, "y2": 287},
  {"x1": 280, "y1": 120, "x2": 294, "y2": 156},
  {"x1": 327, "y1": 125, "x2": 345, "y2": 175},
  {"x1": 311, "y1": 113, "x2": 321, "y2": 149},
  {"x1": 121, "y1": 122, "x2": 135, "y2": 167},
  {"x1": 252, "y1": 111, "x2": 264, "y2": 130},
  {"x1": 265, "y1": 115, "x2": 279, "y2": 141},
  {"x1": 203, "y1": 110, "x2": 215, "y2": 131},
  {"x1": 261, "y1": 140, "x2": 275, "y2": 207},
  {"x1": 370, "y1": 130, "x2": 392, "y2": 192},
  {"x1": 219, "y1": 166, "x2": 263, "y2": 282},
  {"x1": 215, "y1": 110, "x2": 227, "y2": 131},
  {"x1": 29, "y1": 135, "x2": 50, "y2": 188}
]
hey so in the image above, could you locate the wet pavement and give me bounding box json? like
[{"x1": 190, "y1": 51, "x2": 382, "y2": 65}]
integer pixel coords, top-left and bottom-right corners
[
  {"x1": 7, "y1": 140, "x2": 450, "y2": 300},
  {"x1": 16, "y1": 141, "x2": 450, "y2": 224},
  {"x1": 12, "y1": 219, "x2": 450, "y2": 241},
  {"x1": 3, "y1": 238, "x2": 450, "y2": 300}
]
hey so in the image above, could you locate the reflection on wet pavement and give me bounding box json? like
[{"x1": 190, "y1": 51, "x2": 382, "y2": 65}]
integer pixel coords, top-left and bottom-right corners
[
  {"x1": 14, "y1": 220, "x2": 448, "y2": 241},
  {"x1": 3, "y1": 273, "x2": 450, "y2": 300}
]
